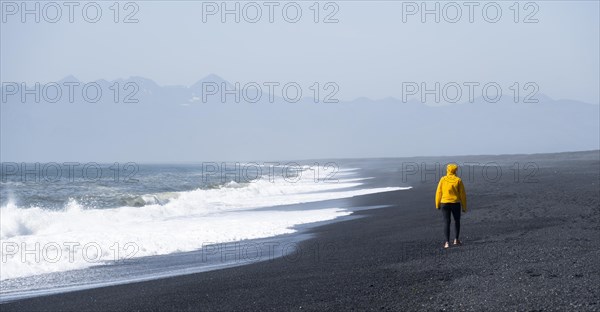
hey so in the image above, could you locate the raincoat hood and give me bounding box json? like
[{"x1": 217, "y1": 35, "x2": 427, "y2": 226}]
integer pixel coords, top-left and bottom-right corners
[{"x1": 446, "y1": 164, "x2": 458, "y2": 175}]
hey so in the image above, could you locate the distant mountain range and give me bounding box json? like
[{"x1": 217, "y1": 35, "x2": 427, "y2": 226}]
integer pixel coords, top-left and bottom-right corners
[{"x1": 1, "y1": 75, "x2": 599, "y2": 162}]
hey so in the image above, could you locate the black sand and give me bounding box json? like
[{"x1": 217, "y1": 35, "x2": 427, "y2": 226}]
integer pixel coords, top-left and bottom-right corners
[{"x1": 3, "y1": 151, "x2": 599, "y2": 311}]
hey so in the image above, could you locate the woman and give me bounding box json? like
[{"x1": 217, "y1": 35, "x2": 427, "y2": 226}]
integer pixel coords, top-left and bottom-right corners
[{"x1": 435, "y1": 163, "x2": 467, "y2": 249}]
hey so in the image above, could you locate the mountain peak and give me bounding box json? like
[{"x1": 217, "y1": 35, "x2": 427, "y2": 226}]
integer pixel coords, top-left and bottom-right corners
[
  {"x1": 191, "y1": 74, "x2": 230, "y2": 89},
  {"x1": 58, "y1": 75, "x2": 80, "y2": 83},
  {"x1": 202, "y1": 73, "x2": 226, "y2": 81}
]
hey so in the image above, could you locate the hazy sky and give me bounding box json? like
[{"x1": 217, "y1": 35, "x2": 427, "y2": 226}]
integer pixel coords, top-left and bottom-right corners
[{"x1": 1, "y1": 1, "x2": 599, "y2": 104}]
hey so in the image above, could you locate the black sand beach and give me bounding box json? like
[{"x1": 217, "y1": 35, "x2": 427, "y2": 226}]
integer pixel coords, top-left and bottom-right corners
[{"x1": 3, "y1": 151, "x2": 599, "y2": 311}]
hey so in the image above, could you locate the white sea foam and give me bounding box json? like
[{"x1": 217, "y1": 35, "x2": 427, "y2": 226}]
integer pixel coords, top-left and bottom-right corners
[{"x1": 0, "y1": 169, "x2": 409, "y2": 280}]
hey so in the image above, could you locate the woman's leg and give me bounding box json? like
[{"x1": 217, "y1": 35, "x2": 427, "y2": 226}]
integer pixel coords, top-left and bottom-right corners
[
  {"x1": 442, "y1": 204, "x2": 451, "y2": 243},
  {"x1": 451, "y1": 204, "x2": 461, "y2": 240}
]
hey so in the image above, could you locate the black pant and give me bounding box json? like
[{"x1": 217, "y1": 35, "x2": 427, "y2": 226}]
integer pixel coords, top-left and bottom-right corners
[{"x1": 441, "y1": 203, "x2": 461, "y2": 242}]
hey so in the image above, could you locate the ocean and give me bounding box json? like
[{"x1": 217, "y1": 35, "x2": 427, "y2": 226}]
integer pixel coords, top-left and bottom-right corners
[{"x1": 0, "y1": 161, "x2": 408, "y2": 301}]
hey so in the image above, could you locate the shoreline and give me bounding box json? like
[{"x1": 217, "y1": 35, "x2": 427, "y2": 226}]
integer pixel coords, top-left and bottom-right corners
[
  {"x1": 2, "y1": 151, "x2": 598, "y2": 311},
  {"x1": 0, "y1": 198, "x2": 383, "y2": 303},
  {"x1": 0, "y1": 181, "x2": 404, "y2": 303}
]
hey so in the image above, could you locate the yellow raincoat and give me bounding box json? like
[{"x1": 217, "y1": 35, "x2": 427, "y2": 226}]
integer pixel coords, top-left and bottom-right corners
[{"x1": 435, "y1": 164, "x2": 467, "y2": 212}]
